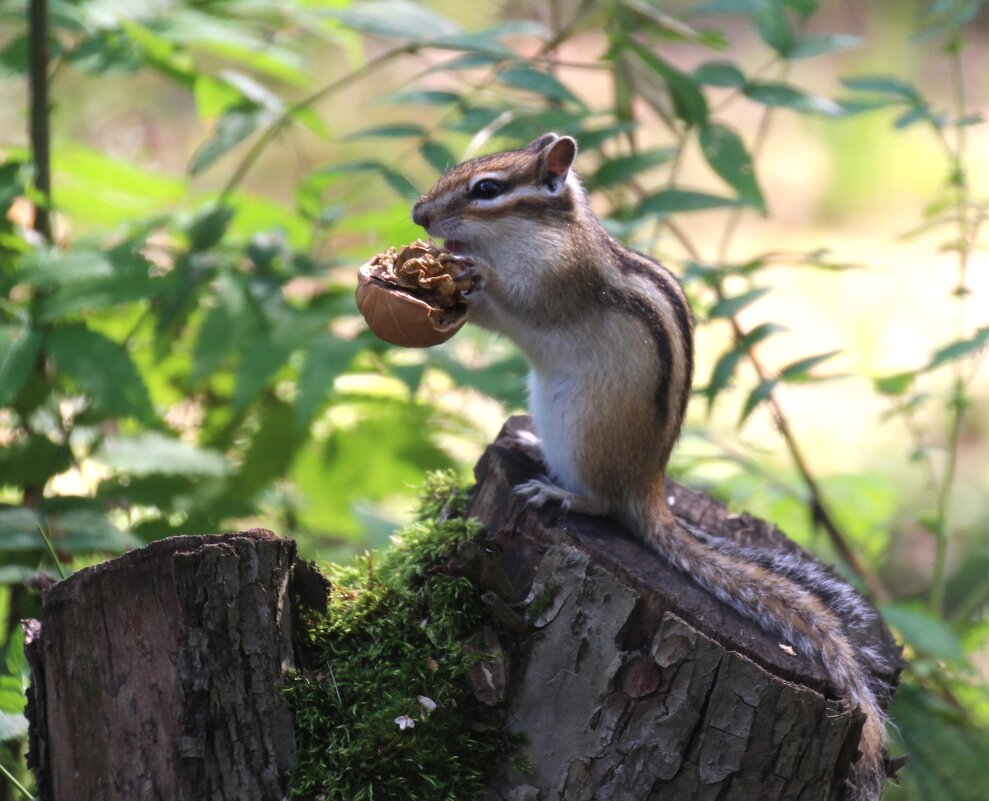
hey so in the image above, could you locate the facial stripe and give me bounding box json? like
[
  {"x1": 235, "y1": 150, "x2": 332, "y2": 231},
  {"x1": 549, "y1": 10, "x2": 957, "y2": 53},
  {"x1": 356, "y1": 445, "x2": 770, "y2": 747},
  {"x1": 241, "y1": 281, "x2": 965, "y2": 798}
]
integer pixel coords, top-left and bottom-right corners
[
  {"x1": 465, "y1": 194, "x2": 575, "y2": 219},
  {"x1": 469, "y1": 181, "x2": 568, "y2": 207}
]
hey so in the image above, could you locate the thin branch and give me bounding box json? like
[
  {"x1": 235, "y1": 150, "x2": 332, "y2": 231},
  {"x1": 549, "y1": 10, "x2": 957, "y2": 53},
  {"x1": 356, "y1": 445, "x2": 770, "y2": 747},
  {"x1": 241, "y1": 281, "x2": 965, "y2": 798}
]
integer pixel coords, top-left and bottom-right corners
[
  {"x1": 930, "y1": 35, "x2": 975, "y2": 614},
  {"x1": 28, "y1": 0, "x2": 52, "y2": 243},
  {"x1": 219, "y1": 44, "x2": 419, "y2": 201}
]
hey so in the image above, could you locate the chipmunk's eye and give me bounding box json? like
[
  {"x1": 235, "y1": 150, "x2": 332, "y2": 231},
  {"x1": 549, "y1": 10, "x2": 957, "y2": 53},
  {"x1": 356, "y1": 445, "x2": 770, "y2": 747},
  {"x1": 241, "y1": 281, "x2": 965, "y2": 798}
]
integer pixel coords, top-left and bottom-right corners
[{"x1": 470, "y1": 179, "x2": 505, "y2": 200}]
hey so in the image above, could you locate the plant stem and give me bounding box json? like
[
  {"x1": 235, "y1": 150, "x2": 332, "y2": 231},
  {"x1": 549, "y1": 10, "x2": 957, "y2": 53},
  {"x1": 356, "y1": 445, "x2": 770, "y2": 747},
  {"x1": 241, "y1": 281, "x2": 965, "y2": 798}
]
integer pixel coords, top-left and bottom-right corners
[
  {"x1": 929, "y1": 36, "x2": 973, "y2": 614},
  {"x1": 683, "y1": 60, "x2": 889, "y2": 598},
  {"x1": 28, "y1": 0, "x2": 51, "y2": 243},
  {"x1": 0, "y1": 760, "x2": 35, "y2": 801},
  {"x1": 219, "y1": 44, "x2": 418, "y2": 201}
]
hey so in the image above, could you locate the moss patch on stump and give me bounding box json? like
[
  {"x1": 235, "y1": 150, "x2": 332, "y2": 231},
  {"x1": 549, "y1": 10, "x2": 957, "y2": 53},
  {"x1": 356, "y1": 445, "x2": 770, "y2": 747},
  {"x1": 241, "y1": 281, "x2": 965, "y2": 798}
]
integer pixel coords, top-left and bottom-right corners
[{"x1": 286, "y1": 472, "x2": 518, "y2": 801}]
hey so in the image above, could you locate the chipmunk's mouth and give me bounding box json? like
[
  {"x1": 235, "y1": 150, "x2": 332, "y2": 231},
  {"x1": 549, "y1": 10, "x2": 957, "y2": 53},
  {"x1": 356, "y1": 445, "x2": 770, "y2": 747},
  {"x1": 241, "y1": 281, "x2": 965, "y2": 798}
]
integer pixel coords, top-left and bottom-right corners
[{"x1": 444, "y1": 239, "x2": 467, "y2": 254}]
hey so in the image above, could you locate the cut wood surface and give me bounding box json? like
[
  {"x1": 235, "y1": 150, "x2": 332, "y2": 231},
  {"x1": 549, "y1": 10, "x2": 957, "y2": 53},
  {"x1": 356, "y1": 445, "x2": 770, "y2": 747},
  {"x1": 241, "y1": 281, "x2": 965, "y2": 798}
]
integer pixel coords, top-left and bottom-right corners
[{"x1": 466, "y1": 416, "x2": 901, "y2": 801}]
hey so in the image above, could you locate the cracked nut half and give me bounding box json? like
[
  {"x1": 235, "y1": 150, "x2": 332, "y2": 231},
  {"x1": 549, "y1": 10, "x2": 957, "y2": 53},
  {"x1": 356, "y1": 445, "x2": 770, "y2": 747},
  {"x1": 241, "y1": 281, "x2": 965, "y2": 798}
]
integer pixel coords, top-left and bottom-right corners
[{"x1": 355, "y1": 240, "x2": 477, "y2": 348}]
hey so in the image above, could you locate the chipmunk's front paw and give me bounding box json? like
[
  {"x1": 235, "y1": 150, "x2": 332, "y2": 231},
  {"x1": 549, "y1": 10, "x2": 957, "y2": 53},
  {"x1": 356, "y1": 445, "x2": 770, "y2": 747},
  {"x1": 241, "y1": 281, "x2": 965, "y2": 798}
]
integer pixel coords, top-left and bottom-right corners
[
  {"x1": 505, "y1": 429, "x2": 544, "y2": 461},
  {"x1": 448, "y1": 256, "x2": 487, "y2": 295},
  {"x1": 514, "y1": 478, "x2": 573, "y2": 512}
]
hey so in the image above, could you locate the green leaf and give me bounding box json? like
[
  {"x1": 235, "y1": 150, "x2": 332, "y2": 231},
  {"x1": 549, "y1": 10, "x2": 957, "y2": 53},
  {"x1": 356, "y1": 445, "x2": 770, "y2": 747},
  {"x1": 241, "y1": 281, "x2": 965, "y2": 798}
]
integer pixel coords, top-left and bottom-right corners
[
  {"x1": 699, "y1": 124, "x2": 765, "y2": 211},
  {"x1": 46, "y1": 324, "x2": 154, "y2": 422},
  {"x1": 233, "y1": 337, "x2": 294, "y2": 411},
  {"x1": 445, "y1": 106, "x2": 505, "y2": 134},
  {"x1": 752, "y1": 0, "x2": 795, "y2": 55},
  {"x1": 187, "y1": 204, "x2": 235, "y2": 252},
  {"x1": 0, "y1": 565, "x2": 34, "y2": 585},
  {"x1": 419, "y1": 141, "x2": 456, "y2": 174},
  {"x1": 428, "y1": 348, "x2": 529, "y2": 409},
  {"x1": 873, "y1": 371, "x2": 915, "y2": 396},
  {"x1": 708, "y1": 287, "x2": 770, "y2": 318},
  {"x1": 380, "y1": 167, "x2": 420, "y2": 200},
  {"x1": 348, "y1": 124, "x2": 428, "y2": 138},
  {"x1": 741, "y1": 321, "x2": 787, "y2": 347},
  {"x1": 591, "y1": 148, "x2": 676, "y2": 188},
  {"x1": 783, "y1": 0, "x2": 818, "y2": 16},
  {"x1": 740, "y1": 377, "x2": 778, "y2": 424},
  {"x1": 639, "y1": 188, "x2": 740, "y2": 215},
  {"x1": 497, "y1": 66, "x2": 584, "y2": 106},
  {"x1": 52, "y1": 508, "x2": 142, "y2": 553},
  {"x1": 893, "y1": 106, "x2": 932, "y2": 129},
  {"x1": 743, "y1": 81, "x2": 846, "y2": 116},
  {"x1": 880, "y1": 604, "x2": 967, "y2": 664},
  {"x1": 927, "y1": 326, "x2": 989, "y2": 370},
  {"x1": 704, "y1": 348, "x2": 744, "y2": 407},
  {"x1": 379, "y1": 90, "x2": 461, "y2": 106},
  {"x1": 891, "y1": 684, "x2": 989, "y2": 801},
  {"x1": 779, "y1": 350, "x2": 840, "y2": 382},
  {"x1": 295, "y1": 333, "x2": 364, "y2": 427},
  {"x1": 96, "y1": 432, "x2": 227, "y2": 477},
  {"x1": 692, "y1": 61, "x2": 746, "y2": 88},
  {"x1": 30, "y1": 247, "x2": 166, "y2": 321},
  {"x1": 630, "y1": 43, "x2": 709, "y2": 126},
  {"x1": 692, "y1": 0, "x2": 760, "y2": 12},
  {"x1": 0, "y1": 508, "x2": 44, "y2": 551},
  {"x1": 789, "y1": 33, "x2": 862, "y2": 59},
  {"x1": 193, "y1": 273, "x2": 258, "y2": 381},
  {"x1": 0, "y1": 437, "x2": 72, "y2": 487},
  {"x1": 426, "y1": 52, "x2": 504, "y2": 73},
  {"x1": 322, "y1": 160, "x2": 421, "y2": 200},
  {"x1": 194, "y1": 74, "x2": 244, "y2": 119},
  {"x1": 119, "y1": 20, "x2": 197, "y2": 87},
  {"x1": 327, "y1": 0, "x2": 461, "y2": 41},
  {"x1": 0, "y1": 325, "x2": 41, "y2": 406},
  {"x1": 19, "y1": 250, "x2": 116, "y2": 286},
  {"x1": 840, "y1": 75, "x2": 920, "y2": 102},
  {"x1": 233, "y1": 396, "x2": 307, "y2": 496},
  {"x1": 189, "y1": 106, "x2": 274, "y2": 175}
]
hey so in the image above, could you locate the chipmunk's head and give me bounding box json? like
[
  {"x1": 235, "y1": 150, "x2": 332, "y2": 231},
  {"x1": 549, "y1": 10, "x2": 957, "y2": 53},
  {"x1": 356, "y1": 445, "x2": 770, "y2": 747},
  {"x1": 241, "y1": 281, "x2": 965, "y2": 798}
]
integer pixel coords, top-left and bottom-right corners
[{"x1": 411, "y1": 133, "x2": 583, "y2": 260}]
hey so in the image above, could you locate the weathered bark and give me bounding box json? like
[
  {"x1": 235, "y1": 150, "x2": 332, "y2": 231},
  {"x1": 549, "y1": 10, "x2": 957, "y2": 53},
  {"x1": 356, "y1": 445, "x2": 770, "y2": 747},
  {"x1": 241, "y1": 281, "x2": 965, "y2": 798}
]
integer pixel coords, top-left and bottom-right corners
[
  {"x1": 465, "y1": 416, "x2": 901, "y2": 801},
  {"x1": 23, "y1": 416, "x2": 900, "y2": 801},
  {"x1": 23, "y1": 530, "x2": 300, "y2": 801}
]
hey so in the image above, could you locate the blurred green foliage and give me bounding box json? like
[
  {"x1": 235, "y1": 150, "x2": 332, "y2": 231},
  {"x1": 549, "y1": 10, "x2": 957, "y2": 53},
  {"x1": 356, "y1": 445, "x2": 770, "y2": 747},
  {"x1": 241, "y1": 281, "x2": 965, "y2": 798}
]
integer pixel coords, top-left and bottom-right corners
[{"x1": 0, "y1": 0, "x2": 988, "y2": 797}]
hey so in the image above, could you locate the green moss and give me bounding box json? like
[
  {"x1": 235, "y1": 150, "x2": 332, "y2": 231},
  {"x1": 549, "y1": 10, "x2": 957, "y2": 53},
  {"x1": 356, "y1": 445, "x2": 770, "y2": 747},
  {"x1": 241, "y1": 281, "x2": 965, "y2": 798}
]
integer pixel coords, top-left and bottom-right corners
[{"x1": 286, "y1": 471, "x2": 518, "y2": 801}]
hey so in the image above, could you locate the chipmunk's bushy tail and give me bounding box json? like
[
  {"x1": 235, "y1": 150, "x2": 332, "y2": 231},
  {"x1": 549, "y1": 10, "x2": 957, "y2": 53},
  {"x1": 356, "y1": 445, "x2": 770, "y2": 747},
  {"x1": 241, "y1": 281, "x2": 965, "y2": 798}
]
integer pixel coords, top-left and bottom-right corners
[{"x1": 634, "y1": 508, "x2": 890, "y2": 800}]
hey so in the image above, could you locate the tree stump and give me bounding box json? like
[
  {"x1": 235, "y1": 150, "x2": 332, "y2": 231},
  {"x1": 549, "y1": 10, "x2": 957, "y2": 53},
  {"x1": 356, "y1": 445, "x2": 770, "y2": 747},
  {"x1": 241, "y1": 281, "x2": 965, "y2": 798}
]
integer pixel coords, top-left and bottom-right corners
[
  {"x1": 465, "y1": 416, "x2": 901, "y2": 801},
  {"x1": 22, "y1": 530, "x2": 307, "y2": 801},
  {"x1": 22, "y1": 416, "x2": 901, "y2": 801}
]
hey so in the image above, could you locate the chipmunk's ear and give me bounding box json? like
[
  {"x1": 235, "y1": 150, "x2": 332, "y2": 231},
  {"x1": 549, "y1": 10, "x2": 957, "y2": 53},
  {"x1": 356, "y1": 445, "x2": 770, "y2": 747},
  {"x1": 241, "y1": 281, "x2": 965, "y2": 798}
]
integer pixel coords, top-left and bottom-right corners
[{"x1": 534, "y1": 134, "x2": 577, "y2": 189}]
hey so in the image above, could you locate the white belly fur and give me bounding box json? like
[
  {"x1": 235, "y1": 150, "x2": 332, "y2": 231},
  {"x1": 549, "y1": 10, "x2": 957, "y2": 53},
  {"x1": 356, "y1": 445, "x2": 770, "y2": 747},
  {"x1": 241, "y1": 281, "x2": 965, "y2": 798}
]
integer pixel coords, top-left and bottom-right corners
[{"x1": 528, "y1": 368, "x2": 588, "y2": 495}]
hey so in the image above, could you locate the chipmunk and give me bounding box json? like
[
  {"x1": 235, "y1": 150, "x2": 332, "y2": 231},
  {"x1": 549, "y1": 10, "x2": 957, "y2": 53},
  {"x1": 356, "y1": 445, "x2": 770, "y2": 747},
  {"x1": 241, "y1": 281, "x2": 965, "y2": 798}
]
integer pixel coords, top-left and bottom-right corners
[{"x1": 412, "y1": 133, "x2": 891, "y2": 801}]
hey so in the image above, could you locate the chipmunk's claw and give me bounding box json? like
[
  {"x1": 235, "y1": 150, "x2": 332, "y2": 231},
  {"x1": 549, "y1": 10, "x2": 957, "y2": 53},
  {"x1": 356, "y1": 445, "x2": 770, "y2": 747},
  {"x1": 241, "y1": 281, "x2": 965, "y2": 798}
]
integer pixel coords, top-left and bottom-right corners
[{"x1": 514, "y1": 478, "x2": 573, "y2": 512}]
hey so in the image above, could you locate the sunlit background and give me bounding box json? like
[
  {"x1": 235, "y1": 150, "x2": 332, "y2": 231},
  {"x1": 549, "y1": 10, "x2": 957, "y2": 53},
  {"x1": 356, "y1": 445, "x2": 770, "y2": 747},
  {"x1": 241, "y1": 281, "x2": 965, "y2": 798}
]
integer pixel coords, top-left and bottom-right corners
[{"x1": 1, "y1": 0, "x2": 988, "y2": 797}]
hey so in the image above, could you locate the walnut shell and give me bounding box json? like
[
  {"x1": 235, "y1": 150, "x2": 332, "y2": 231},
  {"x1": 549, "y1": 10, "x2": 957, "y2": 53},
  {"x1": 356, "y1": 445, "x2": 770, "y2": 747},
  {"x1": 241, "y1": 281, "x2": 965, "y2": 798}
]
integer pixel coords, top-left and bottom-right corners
[{"x1": 355, "y1": 240, "x2": 475, "y2": 348}]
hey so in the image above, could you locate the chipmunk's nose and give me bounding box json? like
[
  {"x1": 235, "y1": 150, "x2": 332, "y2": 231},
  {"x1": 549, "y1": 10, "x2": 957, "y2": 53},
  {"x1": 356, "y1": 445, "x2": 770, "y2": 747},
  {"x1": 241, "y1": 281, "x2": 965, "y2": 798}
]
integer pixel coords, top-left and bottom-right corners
[{"x1": 411, "y1": 201, "x2": 430, "y2": 229}]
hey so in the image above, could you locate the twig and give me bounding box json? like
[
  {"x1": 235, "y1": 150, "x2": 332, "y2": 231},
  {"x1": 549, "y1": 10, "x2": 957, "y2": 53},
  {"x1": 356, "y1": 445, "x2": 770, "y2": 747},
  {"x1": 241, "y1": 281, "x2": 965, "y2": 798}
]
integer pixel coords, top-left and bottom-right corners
[
  {"x1": 0, "y1": 758, "x2": 36, "y2": 801},
  {"x1": 28, "y1": 0, "x2": 51, "y2": 243},
  {"x1": 929, "y1": 35, "x2": 975, "y2": 614},
  {"x1": 219, "y1": 44, "x2": 419, "y2": 200}
]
